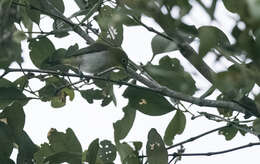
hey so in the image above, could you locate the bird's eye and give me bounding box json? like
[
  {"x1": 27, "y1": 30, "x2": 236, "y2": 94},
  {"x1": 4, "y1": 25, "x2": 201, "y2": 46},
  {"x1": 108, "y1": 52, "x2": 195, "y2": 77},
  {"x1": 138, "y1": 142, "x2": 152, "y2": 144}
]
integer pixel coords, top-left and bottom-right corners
[{"x1": 121, "y1": 58, "x2": 127, "y2": 64}]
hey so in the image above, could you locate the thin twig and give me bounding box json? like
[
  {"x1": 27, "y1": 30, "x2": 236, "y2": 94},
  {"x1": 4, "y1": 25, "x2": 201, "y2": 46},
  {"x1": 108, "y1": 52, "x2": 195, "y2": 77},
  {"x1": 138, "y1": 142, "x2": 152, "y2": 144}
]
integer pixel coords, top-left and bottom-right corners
[
  {"x1": 166, "y1": 125, "x2": 230, "y2": 150},
  {"x1": 169, "y1": 142, "x2": 260, "y2": 157}
]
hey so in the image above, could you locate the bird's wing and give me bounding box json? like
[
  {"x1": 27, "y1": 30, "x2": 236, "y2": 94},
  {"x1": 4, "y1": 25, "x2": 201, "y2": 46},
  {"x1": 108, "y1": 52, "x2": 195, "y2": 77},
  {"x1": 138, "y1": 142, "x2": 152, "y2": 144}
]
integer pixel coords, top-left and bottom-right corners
[{"x1": 66, "y1": 43, "x2": 111, "y2": 57}]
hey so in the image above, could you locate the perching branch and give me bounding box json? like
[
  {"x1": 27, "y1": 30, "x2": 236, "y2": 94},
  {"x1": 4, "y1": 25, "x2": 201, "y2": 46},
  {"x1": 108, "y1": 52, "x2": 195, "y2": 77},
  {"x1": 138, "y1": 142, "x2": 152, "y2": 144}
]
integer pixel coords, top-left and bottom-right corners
[{"x1": 2, "y1": 68, "x2": 254, "y2": 118}]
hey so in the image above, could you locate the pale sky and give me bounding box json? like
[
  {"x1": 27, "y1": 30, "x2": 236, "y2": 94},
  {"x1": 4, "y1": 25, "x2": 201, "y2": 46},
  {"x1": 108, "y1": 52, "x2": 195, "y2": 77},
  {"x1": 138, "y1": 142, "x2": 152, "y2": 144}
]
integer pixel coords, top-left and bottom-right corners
[{"x1": 8, "y1": 0, "x2": 260, "y2": 163}]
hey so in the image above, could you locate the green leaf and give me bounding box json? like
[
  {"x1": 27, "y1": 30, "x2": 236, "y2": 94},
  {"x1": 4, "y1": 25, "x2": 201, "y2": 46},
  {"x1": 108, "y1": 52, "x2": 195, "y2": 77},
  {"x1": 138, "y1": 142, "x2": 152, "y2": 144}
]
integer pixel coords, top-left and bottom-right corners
[
  {"x1": 253, "y1": 118, "x2": 260, "y2": 134},
  {"x1": 44, "y1": 151, "x2": 82, "y2": 164},
  {"x1": 117, "y1": 143, "x2": 139, "y2": 164},
  {"x1": 85, "y1": 139, "x2": 99, "y2": 164},
  {"x1": 0, "y1": 79, "x2": 28, "y2": 108},
  {"x1": 74, "y1": 0, "x2": 87, "y2": 9},
  {"x1": 80, "y1": 89, "x2": 105, "y2": 104},
  {"x1": 214, "y1": 64, "x2": 255, "y2": 99},
  {"x1": 97, "y1": 140, "x2": 116, "y2": 163},
  {"x1": 29, "y1": 37, "x2": 56, "y2": 69},
  {"x1": 151, "y1": 33, "x2": 178, "y2": 56},
  {"x1": 49, "y1": 0, "x2": 65, "y2": 13},
  {"x1": 113, "y1": 105, "x2": 136, "y2": 142},
  {"x1": 144, "y1": 56, "x2": 197, "y2": 95},
  {"x1": 13, "y1": 31, "x2": 27, "y2": 43},
  {"x1": 123, "y1": 87, "x2": 175, "y2": 116},
  {"x1": 48, "y1": 128, "x2": 82, "y2": 153},
  {"x1": 163, "y1": 110, "x2": 186, "y2": 145},
  {"x1": 219, "y1": 126, "x2": 238, "y2": 141},
  {"x1": 146, "y1": 128, "x2": 168, "y2": 164},
  {"x1": 95, "y1": 5, "x2": 124, "y2": 46},
  {"x1": 34, "y1": 143, "x2": 55, "y2": 164},
  {"x1": 223, "y1": 0, "x2": 248, "y2": 18},
  {"x1": 0, "y1": 122, "x2": 14, "y2": 160},
  {"x1": 198, "y1": 26, "x2": 230, "y2": 56},
  {"x1": 4, "y1": 103, "x2": 25, "y2": 134},
  {"x1": 26, "y1": 0, "x2": 41, "y2": 24},
  {"x1": 15, "y1": 130, "x2": 39, "y2": 164}
]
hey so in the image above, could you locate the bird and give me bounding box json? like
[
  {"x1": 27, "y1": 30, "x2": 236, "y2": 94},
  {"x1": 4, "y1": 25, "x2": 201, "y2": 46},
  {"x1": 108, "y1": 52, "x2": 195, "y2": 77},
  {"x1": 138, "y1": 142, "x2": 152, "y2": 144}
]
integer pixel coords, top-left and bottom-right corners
[{"x1": 59, "y1": 42, "x2": 128, "y2": 74}]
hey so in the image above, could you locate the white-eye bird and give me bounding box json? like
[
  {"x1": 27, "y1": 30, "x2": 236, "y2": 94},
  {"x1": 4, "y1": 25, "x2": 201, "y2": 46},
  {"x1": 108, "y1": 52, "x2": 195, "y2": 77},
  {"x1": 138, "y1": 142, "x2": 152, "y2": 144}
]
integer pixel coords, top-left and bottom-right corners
[{"x1": 61, "y1": 42, "x2": 128, "y2": 74}]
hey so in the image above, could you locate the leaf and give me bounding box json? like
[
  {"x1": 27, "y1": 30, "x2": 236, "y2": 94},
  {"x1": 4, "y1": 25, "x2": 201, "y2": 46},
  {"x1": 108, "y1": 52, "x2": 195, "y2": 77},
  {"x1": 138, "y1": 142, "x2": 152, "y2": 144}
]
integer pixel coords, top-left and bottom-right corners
[
  {"x1": 0, "y1": 122, "x2": 14, "y2": 160},
  {"x1": 4, "y1": 103, "x2": 25, "y2": 134},
  {"x1": 117, "y1": 143, "x2": 139, "y2": 164},
  {"x1": 214, "y1": 64, "x2": 255, "y2": 99},
  {"x1": 0, "y1": 79, "x2": 28, "y2": 108},
  {"x1": 47, "y1": 128, "x2": 82, "y2": 154},
  {"x1": 123, "y1": 87, "x2": 175, "y2": 116},
  {"x1": 198, "y1": 26, "x2": 230, "y2": 56},
  {"x1": 80, "y1": 89, "x2": 105, "y2": 104},
  {"x1": 151, "y1": 33, "x2": 178, "y2": 56},
  {"x1": 146, "y1": 128, "x2": 168, "y2": 164},
  {"x1": 144, "y1": 56, "x2": 197, "y2": 95},
  {"x1": 26, "y1": 0, "x2": 41, "y2": 24},
  {"x1": 74, "y1": 0, "x2": 87, "y2": 9},
  {"x1": 49, "y1": 0, "x2": 65, "y2": 13},
  {"x1": 222, "y1": 0, "x2": 248, "y2": 18},
  {"x1": 219, "y1": 126, "x2": 238, "y2": 141},
  {"x1": 98, "y1": 140, "x2": 117, "y2": 163},
  {"x1": 95, "y1": 5, "x2": 124, "y2": 46},
  {"x1": 113, "y1": 105, "x2": 136, "y2": 142},
  {"x1": 29, "y1": 37, "x2": 56, "y2": 69},
  {"x1": 52, "y1": 19, "x2": 70, "y2": 38},
  {"x1": 85, "y1": 139, "x2": 99, "y2": 164},
  {"x1": 164, "y1": 110, "x2": 186, "y2": 145},
  {"x1": 253, "y1": 118, "x2": 260, "y2": 134},
  {"x1": 44, "y1": 151, "x2": 82, "y2": 164},
  {"x1": 15, "y1": 130, "x2": 39, "y2": 164}
]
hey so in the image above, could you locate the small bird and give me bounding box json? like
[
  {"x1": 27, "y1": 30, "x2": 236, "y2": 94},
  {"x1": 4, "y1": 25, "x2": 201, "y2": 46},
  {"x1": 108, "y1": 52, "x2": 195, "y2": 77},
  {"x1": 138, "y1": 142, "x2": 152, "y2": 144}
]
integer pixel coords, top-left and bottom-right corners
[{"x1": 60, "y1": 42, "x2": 128, "y2": 74}]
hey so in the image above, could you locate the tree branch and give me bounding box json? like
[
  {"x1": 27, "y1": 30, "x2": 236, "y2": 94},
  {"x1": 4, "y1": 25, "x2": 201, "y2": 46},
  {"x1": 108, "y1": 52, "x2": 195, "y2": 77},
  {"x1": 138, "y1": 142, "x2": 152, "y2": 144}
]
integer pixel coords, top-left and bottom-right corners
[
  {"x1": 166, "y1": 125, "x2": 230, "y2": 150},
  {"x1": 169, "y1": 142, "x2": 260, "y2": 157},
  {"x1": 12, "y1": 1, "x2": 95, "y2": 44},
  {"x1": 3, "y1": 68, "x2": 252, "y2": 117}
]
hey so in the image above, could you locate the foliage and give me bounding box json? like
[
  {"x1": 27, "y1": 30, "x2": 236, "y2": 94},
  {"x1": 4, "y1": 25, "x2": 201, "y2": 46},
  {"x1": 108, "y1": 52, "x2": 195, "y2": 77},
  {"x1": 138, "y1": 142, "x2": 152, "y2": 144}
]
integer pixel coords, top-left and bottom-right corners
[{"x1": 0, "y1": 0, "x2": 260, "y2": 163}]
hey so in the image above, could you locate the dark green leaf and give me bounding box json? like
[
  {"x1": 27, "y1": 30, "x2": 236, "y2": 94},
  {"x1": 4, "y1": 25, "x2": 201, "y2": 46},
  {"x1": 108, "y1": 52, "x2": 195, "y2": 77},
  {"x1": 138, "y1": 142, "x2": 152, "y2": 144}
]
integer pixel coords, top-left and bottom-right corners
[
  {"x1": 29, "y1": 38, "x2": 56, "y2": 69},
  {"x1": 34, "y1": 143, "x2": 55, "y2": 164},
  {"x1": 113, "y1": 105, "x2": 136, "y2": 142},
  {"x1": 44, "y1": 151, "x2": 82, "y2": 164},
  {"x1": 74, "y1": 0, "x2": 87, "y2": 9},
  {"x1": 80, "y1": 89, "x2": 104, "y2": 104},
  {"x1": 146, "y1": 128, "x2": 168, "y2": 164},
  {"x1": 198, "y1": 26, "x2": 230, "y2": 56},
  {"x1": 95, "y1": 5, "x2": 124, "y2": 46},
  {"x1": 85, "y1": 139, "x2": 99, "y2": 164},
  {"x1": 123, "y1": 87, "x2": 175, "y2": 116},
  {"x1": 0, "y1": 79, "x2": 28, "y2": 108},
  {"x1": 117, "y1": 143, "x2": 139, "y2": 164},
  {"x1": 52, "y1": 19, "x2": 70, "y2": 38},
  {"x1": 15, "y1": 130, "x2": 39, "y2": 164},
  {"x1": 144, "y1": 56, "x2": 197, "y2": 95},
  {"x1": 47, "y1": 128, "x2": 82, "y2": 153},
  {"x1": 27, "y1": 0, "x2": 41, "y2": 24},
  {"x1": 222, "y1": 0, "x2": 248, "y2": 18},
  {"x1": 219, "y1": 126, "x2": 238, "y2": 141},
  {"x1": 0, "y1": 122, "x2": 14, "y2": 160},
  {"x1": 49, "y1": 0, "x2": 65, "y2": 13},
  {"x1": 98, "y1": 140, "x2": 116, "y2": 163},
  {"x1": 151, "y1": 33, "x2": 178, "y2": 56},
  {"x1": 164, "y1": 110, "x2": 186, "y2": 145},
  {"x1": 4, "y1": 103, "x2": 25, "y2": 134},
  {"x1": 253, "y1": 118, "x2": 260, "y2": 134},
  {"x1": 214, "y1": 64, "x2": 255, "y2": 99}
]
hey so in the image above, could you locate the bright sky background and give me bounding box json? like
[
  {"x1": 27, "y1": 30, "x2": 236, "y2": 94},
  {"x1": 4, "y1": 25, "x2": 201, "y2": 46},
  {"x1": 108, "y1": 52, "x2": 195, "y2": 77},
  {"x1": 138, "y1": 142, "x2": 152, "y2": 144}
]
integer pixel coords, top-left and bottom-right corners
[{"x1": 7, "y1": 0, "x2": 260, "y2": 163}]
